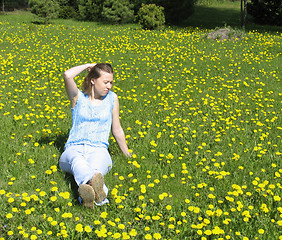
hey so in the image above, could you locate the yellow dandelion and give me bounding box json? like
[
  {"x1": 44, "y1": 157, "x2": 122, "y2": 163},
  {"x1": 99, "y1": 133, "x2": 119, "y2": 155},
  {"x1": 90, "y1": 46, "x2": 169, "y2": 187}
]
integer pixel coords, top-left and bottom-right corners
[
  {"x1": 100, "y1": 212, "x2": 108, "y2": 219},
  {"x1": 50, "y1": 196, "x2": 57, "y2": 202},
  {"x1": 145, "y1": 234, "x2": 152, "y2": 240},
  {"x1": 112, "y1": 233, "x2": 121, "y2": 239},
  {"x1": 129, "y1": 229, "x2": 137, "y2": 236},
  {"x1": 166, "y1": 205, "x2": 172, "y2": 210},
  {"x1": 6, "y1": 213, "x2": 13, "y2": 219},
  {"x1": 85, "y1": 225, "x2": 92, "y2": 233},
  {"x1": 75, "y1": 224, "x2": 83, "y2": 233},
  {"x1": 204, "y1": 230, "x2": 212, "y2": 235},
  {"x1": 274, "y1": 196, "x2": 281, "y2": 201}
]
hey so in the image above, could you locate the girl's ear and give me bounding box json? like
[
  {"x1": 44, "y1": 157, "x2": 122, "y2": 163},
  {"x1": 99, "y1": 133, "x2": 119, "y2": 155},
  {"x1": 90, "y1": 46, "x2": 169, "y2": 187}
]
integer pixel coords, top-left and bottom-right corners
[{"x1": 90, "y1": 79, "x2": 95, "y2": 85}]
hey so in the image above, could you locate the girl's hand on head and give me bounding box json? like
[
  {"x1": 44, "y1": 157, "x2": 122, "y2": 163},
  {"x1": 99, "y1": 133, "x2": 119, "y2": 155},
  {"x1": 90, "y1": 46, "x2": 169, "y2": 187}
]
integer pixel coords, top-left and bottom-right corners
[{"x1": 87, "y1": 63, "x2": 97, "y2": 71}]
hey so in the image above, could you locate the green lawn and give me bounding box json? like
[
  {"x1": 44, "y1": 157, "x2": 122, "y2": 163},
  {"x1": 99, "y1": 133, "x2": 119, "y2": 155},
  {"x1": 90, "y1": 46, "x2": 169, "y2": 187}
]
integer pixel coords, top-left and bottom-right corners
[{"x1": 0, "y1": 6, "x2": 281, "y2": 240}]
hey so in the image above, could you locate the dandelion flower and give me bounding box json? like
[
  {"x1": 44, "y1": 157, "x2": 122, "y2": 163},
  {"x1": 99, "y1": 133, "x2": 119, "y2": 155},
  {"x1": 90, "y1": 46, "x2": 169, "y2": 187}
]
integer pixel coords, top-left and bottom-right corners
[
  {"x1": 112, "y1": 233, "x2": 121, "y2": 239},
  {"x1": 75, "y1": 224, "x2": 83, "y2": 233},
  {"x1": 145, "y1": 234, "x2": 152, "y2": 240},
  {"x1": 129, "y1": 229, "x2": 137, "y2": 236},
  {"x1": 50, "y1": 196, "x2": 57, "y2": 202},
  {"x1": 85, "y1": 225, "x2": 92, "y2": 233},
  {"x1": 100, "y1": 212, "x2": 108, "y2": 219},
  {"x1": 6, "y1": 213, "x2": 13, "y2": 219}
]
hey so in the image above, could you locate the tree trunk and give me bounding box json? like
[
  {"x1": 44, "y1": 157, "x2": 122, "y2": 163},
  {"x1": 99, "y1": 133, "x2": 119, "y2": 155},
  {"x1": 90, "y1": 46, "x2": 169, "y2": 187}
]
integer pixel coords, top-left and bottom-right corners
[
  {"x1": 2, "y1": 0, "x2": 4, "y2": 12},
  {"x1": 243, "y1": 0, "x2": 247, "y2": 28},
  {"x1": 241, "y1": 0, "x2": 247, "y2": 29},
  {"x1": 241, "y1": 0, "x2": 243, "y2": 24}
]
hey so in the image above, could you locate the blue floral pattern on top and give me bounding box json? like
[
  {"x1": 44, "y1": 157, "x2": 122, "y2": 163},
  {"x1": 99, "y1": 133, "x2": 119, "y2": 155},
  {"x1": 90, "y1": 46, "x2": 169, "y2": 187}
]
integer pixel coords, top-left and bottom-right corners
[{"x1": 64, "y1": 90, "x2": 115, "y2": 149}]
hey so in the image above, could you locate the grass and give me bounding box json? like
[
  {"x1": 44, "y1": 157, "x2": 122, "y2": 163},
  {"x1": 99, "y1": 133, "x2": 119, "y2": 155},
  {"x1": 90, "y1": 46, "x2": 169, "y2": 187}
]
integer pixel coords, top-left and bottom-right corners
[
  {"x1": 0, "y1": 3, "x2": 282, "y2": 240},
  {"x1": 186, "y1": 0, "x2": 242, "y2": 28},
  {"x1": 186, "y1": 0, "x2": 281, "y2": 33}
]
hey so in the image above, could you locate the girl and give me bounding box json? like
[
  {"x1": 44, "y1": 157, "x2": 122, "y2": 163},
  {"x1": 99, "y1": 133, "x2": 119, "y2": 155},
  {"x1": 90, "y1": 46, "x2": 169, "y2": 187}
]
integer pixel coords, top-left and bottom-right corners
[{"x1": 60, "y1": 63, "x2": 131, "y2": 208}]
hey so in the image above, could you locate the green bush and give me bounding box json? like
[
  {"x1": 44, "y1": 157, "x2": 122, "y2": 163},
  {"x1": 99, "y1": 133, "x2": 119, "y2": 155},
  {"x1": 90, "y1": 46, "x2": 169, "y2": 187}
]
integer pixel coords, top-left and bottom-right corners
[
  {"x1": 78, "y1": 0, "x2": 104, "y2": 21},
  {"x1": 58, "y1": 5, "x2": 77, "y2": 19},
  {"x1": 247, "y1": 0, "x2": 282, "y2": 26},
  {"x1": 102, "y1": 0, "x2": 134, "y2": 23},
  {"x1": 130, "y1": 0, "x2": 195, "y2": 25},
  {"x1": 29, "y1": 0, "x2": 60, "y2": 24},
  {"x1": 137, "y1": 3, "x2": 165, "y2": 30}
]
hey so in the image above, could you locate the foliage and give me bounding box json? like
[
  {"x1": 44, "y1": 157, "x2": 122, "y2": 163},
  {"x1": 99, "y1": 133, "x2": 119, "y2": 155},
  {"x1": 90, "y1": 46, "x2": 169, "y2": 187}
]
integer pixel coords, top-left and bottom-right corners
[
  {"x1": 101, "y1": 0, "x2": 134, "y2": 23},
  {"x1": 1, "y1": 0, "x2": 29, "y2": 10},
  {"x1": 26, "y1": 0, "x2": 195, "y2": 25},
  {"x1": 129, "y1": 0, "x2": 144, "y2": 14},
  {"x1": 57, "y1": 0, "x2": 78, "y2": 19},
  {"x1": 137, "y1": 3, "x2": 165, "y2": 30},
  {"x1": 28, "y1": 0, "x2": 60, "y2": 23},
  {"x1": 60, "y1": 0, "x2": 79, "y2": 9},
  {"x1": 247, "y1": 0, "x2": 282, "y2": 26},
  {"x1": 129, "y1": 0, "x2": 160, "y2": 14},
  {"x1": 160, "y1": 0, "x2": 196, "y2": 25},
  {"x1": 130, "y1": 0, "x2": 195, "y2": 25},
  {"x1": 78, "y1": 0, "x2": 104, "y2": 21},
  {"x1": 58, "y1": 5, "x2": 77, "y2": 19}
]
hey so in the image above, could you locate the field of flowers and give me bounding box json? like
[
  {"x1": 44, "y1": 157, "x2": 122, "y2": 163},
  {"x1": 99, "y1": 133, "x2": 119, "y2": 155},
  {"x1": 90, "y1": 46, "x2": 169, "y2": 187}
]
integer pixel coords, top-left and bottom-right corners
[{"x1": 0, "y1": 10, "x2": 281, "y2": 240}]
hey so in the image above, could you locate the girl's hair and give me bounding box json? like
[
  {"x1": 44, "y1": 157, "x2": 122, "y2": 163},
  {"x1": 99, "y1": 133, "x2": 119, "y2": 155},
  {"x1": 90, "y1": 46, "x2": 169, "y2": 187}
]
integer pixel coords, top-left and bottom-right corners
[{"x1": 82, "y1": 63, "x2": 113, "y2": 94}]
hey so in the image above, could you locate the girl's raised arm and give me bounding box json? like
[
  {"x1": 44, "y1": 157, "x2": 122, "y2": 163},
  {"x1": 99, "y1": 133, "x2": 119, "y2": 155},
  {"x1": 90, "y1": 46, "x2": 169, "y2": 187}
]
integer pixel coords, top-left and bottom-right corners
[{"x1": 63, "y1": 64, "x2": 95, "y2": 107}]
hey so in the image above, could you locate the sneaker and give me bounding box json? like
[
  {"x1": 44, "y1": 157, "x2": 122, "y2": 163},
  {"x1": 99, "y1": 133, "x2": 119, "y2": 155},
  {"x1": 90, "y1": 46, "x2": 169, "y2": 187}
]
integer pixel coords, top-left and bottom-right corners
[
  {"x1": 78, "y1": 184, "x2": 95, "y2": 209},
  {"x1": 90, "y1": 173, "x2": 106, "y2": 203}
]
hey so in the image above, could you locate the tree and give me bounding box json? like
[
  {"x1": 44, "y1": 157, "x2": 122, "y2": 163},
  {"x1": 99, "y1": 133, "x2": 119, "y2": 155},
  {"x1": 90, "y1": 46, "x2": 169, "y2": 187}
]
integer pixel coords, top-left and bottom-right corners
[
  {"x1": 14, "y1": 0, "x2": 29, "y2": 8},
  {"x1": 29, "y1": 0, "x2": 60, "y2": 23},
  {"x1": 247, "y1": 0, "x2": 282, "y2": 26},
  {"x1": 1, "y1": 0, "x2": 4, "y2": 11},
  {"x1": 1, "y1": 0, "x2": 29, "y2": 11},
  {"x1": 78, "y1": 0, "x2": 104, "y2": 21},
  {"x1": 102, "y1": 0, "x2": 134, "y2": 23},
  {"x1": 57, "y1": 0, "x2": 78, "y2": 19},
  {"x1": 241, "y1": 0, "x2": 248, "y2": 29}
]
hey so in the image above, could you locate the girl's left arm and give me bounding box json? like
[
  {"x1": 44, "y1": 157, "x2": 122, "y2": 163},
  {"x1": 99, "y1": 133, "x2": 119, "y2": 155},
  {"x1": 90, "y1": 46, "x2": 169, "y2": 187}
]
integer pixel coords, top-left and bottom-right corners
[{"x1": 111, "y1": 93, "x2": 131, "y2": 157}]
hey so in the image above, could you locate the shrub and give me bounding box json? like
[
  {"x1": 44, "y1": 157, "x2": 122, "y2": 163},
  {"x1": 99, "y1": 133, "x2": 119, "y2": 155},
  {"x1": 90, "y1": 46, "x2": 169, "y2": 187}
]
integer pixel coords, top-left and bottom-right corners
[
  {"x1": 58, "y1": 5, "x2": 77, "y2": 19},
  {"x1": 130, "y1": 0, "x2": 195, "y2": 25},
  {"x1": 102, "y1": 0, "x2": 134, "y2": 23},
  {"x1": 137, "y1": 3, "x2": 165, "y2": 30},
  {"x1": 29, "y1": 0, "x2": 60, "y2": 24},
  {"x1": 78, "y1": 0, "x2": 104, "y2": 21},
  {"x1": 247, "y1": 0, "x2": 282, "y2": 26}
]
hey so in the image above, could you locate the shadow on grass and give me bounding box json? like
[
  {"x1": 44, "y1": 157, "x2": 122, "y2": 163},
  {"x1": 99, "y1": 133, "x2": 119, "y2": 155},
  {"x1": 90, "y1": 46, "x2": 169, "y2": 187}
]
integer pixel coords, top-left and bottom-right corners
[
  {"x1": 185, "y1": 5, "x2": 241, "y2": 29},
  {"x1": 38, "y1": 132, "x2": 68, "y2": 154},
  {"x1": 183, "y1": 4, "x2": 282, "y2": 34},
  {"x1": 64, "y1": 172, "x2": 80, "y2": 202},
  {"x1": 38, "y1": 132, "x2": 80, "y2": 202}
]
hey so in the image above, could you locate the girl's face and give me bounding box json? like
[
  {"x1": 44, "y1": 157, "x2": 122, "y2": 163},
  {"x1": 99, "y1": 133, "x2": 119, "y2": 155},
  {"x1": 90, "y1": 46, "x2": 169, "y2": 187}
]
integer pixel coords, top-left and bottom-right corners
[{"x1": 91, "y1": 71, "x2": 113, "y2": 99}]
